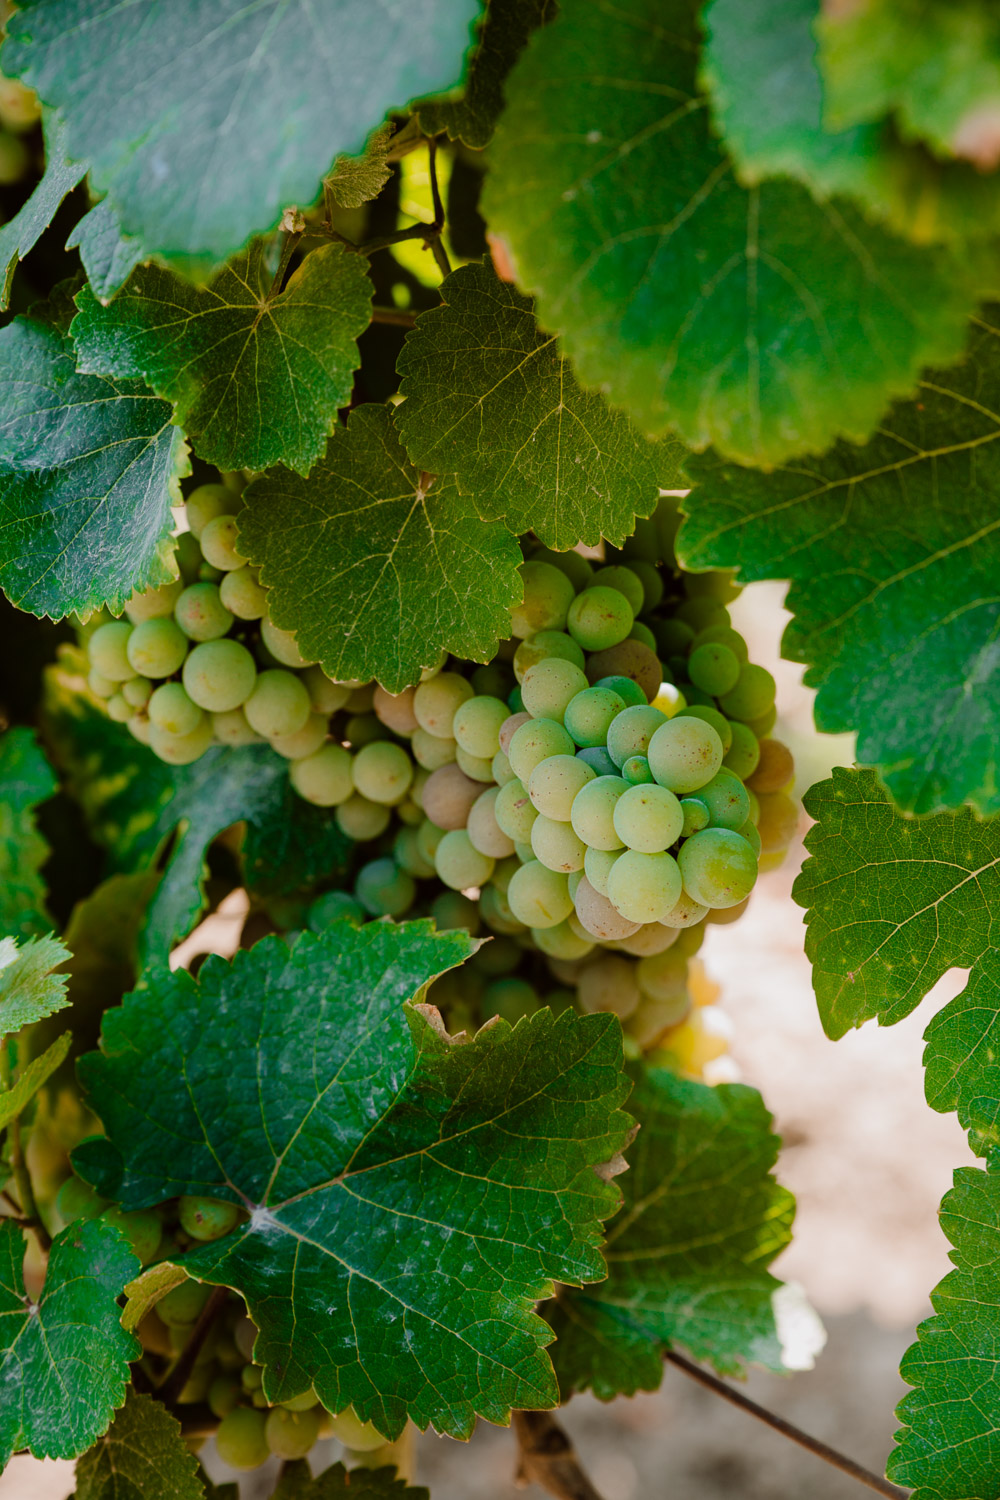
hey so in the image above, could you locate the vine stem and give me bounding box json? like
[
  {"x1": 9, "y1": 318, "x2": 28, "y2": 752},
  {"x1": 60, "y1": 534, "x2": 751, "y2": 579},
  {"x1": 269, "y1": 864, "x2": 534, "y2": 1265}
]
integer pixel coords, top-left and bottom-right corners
[
  {"x1": 371, "y1": 306, "x2": 417, "y2": 328},
  {"x1": 157, "y1": 1284, "x2": 228, "y2": 1406},
  {"x1": 513, "y1": 1410, "x2": 606, "y2": 1500},
  {"x1": 0, "y1": 1038, "x2": 49, "y2": 1251},
  {"x1": 426, "y1": 137, "x2": 452, "y2": 280},
  {"x1": 665, "y1": 1351, "x2": 909, "y2": 1499}
]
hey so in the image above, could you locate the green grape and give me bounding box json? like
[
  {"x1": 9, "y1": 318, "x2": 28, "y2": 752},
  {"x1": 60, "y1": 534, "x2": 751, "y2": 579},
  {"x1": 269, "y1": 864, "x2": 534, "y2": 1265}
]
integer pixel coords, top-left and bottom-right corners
[
  {"x1": 676, "y1": 705, "x2": 732, "y2": 754},
  {"x1": 698, "y1": 768, "x2": 751, "y2": 831},
  {"x1": 345, "y1": 713, "x2": 391, "y2": 747},
  {"x1": 174, "y1": 531, "x2": 203, "y2": 584},
  {"x1": 212, "y1": 708, "x2": 261, "y2": 745},
  {"x1": 102, "y1": 1206, "x2": 161, "y2": 1265},
  {"x1": 149, "y1": 683, "x2": 203, "y2": 736},
  {"x1": 515, "y1": 839, "x2": 534, "y2": 863},
  {"x1": 492, "y1": 748, "x2": 516, "y2": 786},
  {"x1": 620, "y1": 515, "x2": 659, "y2": 563},
  {"x1": 747, "y1": 704, "x2": 778, "y2": 738},
  {"x1": 627, "y1": 559, "x2": 665, "y2": 611},
  {"x1": 562, "y1": 686, "x2": 626, "y2": 748},
  {"x1": 219, "y1": 564, "x2": 268, "y2": 620},
  {"x1": 326, "y1": 1408, "x2": 390, "y2": 1451},
  {"x1": 688, "y1": 641, "x2": 740, "y2": 697},
  {"x1": 746, "y1": 787, "x2": 760, "y2": 824},
  {"x1": 289, "y1": 744, "x2": 354, "y2": 806},
  {"x1": 180, "y1": 1194, "x2": 240, "y2": 1241},
  {"x1": 416, "y1": 818, "x2": 445, "y2": 867},
  {"x1": 199, "y1": 561, "x2": 223, "y2": 583},
  {"x1": 740, "y1": 820, "x2": 763, "y2": 857},
  {"x1": 479, "y1": 881, "x2": 527, "y2": 934},
  {"x1": 636, "y1": 949, "x2": 688, "y2": 1003},
  {"x1": 566, "y1": 586, "x2": 633, "y2": 651},
  {"x1": 243, "y1": 667, "x2": 310, "y2": 736},
  {"x1": 499, "y1": 711, "x2": 531, "y2": 755},
  {"x1": 199, "y1": 513, "x2": 246, "y2": 571},
  {"x1": 577, "y1": 746, "x2": 617, "y2": 778},
  {"x1": 719, "y1": 663, "x2": 776, "y2": 722},
  {"x1": 508, "y1": 684, "x2": 525, "y2": 713},
  {"x1": 241, "y1": 1364, "x2": 264, "y2": 1391},
  {"x1": 532, "y1": 918, "x2": 594, "y2": 960},
  {"x1": 216, "y1": 1407, "x2": 270, "y2": 1470},
  {"x1": 412, "y1": 726, "x2": 457, "y2": 770},
  {"x1": 470, "y1": 662, "x2": 514, "y2": 699},
  {"x1": 127, "y1": 714, "x2": 152, "y2": 745},
  {"x1": 88, "y1": 621, "x2": 135, "y2": 682},
  {"x1": 660, "y1": 889, "x2": 709, "y2": 928},
  {"x1": 336, "y1": 794, "x2": 391, "y2": 841},
  {"x1": 685, "y1": 568, "x2": 740, "y2": 603},
  {"x1": 452, "y1": 694, "x2": 509, "y2": 759},
  {"x1": 594, "y1": 673, "x2": 647, "y2": 708},
  {"x1": 607, "y1": 849, "x2": 683, "y2": 924},
  {"x1": 482, "y1": 976, "x2": 539, "y2": 1023},
  {"x1": 590, "y1": 564, "x2": 645, "y2": 615},
  {"x1": 528, "y1": 753, "x2": 595, "y2": 820},
  {"x1": 413, "y1": 671, "x2": 474, "y2": 737},
  {"x1": 467, "y1": 786, "x2": 517, "y2": 859},
  {"x1": 494, "y1": 779, "x2": 538, "y2": 842},
  {"x1": 185, "y1": 482, "x2": 239, "y2": 538},
  {"x1": 355, "y1": 857, "x2": 417, "y2": 917},
  {"x1": 260, "y1": 616, "x2": 314, "y2": 668},
  {"x1": 124, "y1": 577, "x2": 183, "y2": 623},
  {"x1": 676, "y1": 596, "x2": 728, "y2": 631},
  {"x1": 756, "y1": 790, "x2": 798, "y2": 854},
  {"x1": 372, "y1": 683, "x2": 418, "y2": 735},
  {"x1": 693, "y1": 623, "x2": 749, "y2": 663},
  {"x1": 683, "y1": 686, "x2": 715, "y2": 708},
  {"x1": 351, "y1": 740, "x2": 414, "y2": 804},
  {"x1": 281, "y1": 1388, "x2": 320, "y2": 1413},
  {"x1": 56, "y1": 1176, "x2": 107, "y2": 1223},
  {"x1": 435, "y1": 829, "x2": 495, "y2": 890},
  {"x1": 159, "y1": 1279, "x2": 212, "y2": 1326},
  {"x1": 301, "y1": 666, "x2": 350, "y2": 716},
  {"x1": 654, "y1": 618, "x2": 695, "y2": 657},
  {"x1": 569, "y1": 775, "x2": 628, "y2": 851},
  {"x1": 509, "y1": 560, "x2": 575, "y2": 638},
  {"x1": 679, "y1": 796, "x2": 710, "y2": 836},
  {"x1": 121, "y1": 676, "x2": 151, "y2": 710},
  {"x1": 507, "y1": 717, "x2": 574, "y2": 782},
  {"x1": 208, "y1": 1374, "x2": 241, "y2": 1419},
  {"x1": 174, "y1": 582, "x2": 234, "y2": 642},
  {"x1": 606, "y1": 704, "x2": 668, "y2": 768},
  {"x1": 746, "y1": 737, "x2": 794, "y2": 794},
  {"x1": 628, "y1": 620, "x2": 657, "y2": 651},
  {"x1": 578, "y1": 954, "x2": 641, "y2": 1019},
  {"x1": 183, "y1": 639, "x2": 257, "y2": 712},
  {"x1": 87, "y1": 667, "x2": 116, "y2": 699},
  {"x1": 507, "y1": 861, "x2": 572, "y2": 928},
  {"x1": 106, "y1": 692, "x2": 132, "y2": 723},
  {"x1": 520, "y1": 658, "x2": 589, "y2": 722},
  {"x1": 150, "y1": 717, "x2": 214, "y2": 765},
  {"x1": 471, "y1": 933, "x2": 521, "y2": 974},
  {"x1": 613, "y1": 783, "x2": 683, "y2": 852},
  {"x1": 422, "y1": 763, "x2": 482, "y2": 829},
  {"x1": 513, "y1": 630, "x2": 586, "y2": 683},
  {"x1": 307, "y1": 890, "x2": 365, "y2": 928},
  {"x1": 583, "y1": 844, "x2": 619, "y2": 897},
  {"x1": 530, "y1": 814, "x2": 586, "y2": 873},
  {"x1": 723, "y1": 721, "x2": 761, "y2": 780},
  {"x1": 678, "y1": 827, "x2": 758, "y2": 908},
  {"x1": 431, "y1": 890, "x2": 481, "y2": 933},
  {"x1": 618, "y1": 921, "x2": 680, "y2": 957},
  {"x1": 456, "y1": 745, "x2": 495, "y2": 782},
  {"x1": 621, "y1": 755, "x2": 654, "y2": 785},
  {"x1": 395, "y1": 825, "x2": 435, "y2": 878},
  {"x1": 528, "y1": 545, "x2": 594, "y2": 591},
  {"x1": 647, "y1": 717, "x2": 724, "y2": 794},
  {"x1": 233, "y1": 1316, "x2": 258, "y2": 1363},
  {"x1": 346, "y1": 682, "x2": 376, "y2": 713},
  {"x1": 269, "y1": 712, "x2": 328, "y2": 760},
  {"x1": 266, "y1": 1404, "x2": 323, "y2": 1460}
]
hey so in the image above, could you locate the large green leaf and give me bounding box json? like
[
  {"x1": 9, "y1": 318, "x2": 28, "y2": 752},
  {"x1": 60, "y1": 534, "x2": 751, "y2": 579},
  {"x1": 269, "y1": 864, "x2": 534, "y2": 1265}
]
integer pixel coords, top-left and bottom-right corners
[
  {"x1": 65, "y1": 198, "x2": 144, "y2": 306},
  {"x1": 3, "y1": 1, "x2": 482, "y2": 269},
  {"x1": 72, "y1": 243, "x2": 373, "y2": 476},
  {"x1": 0, "y1": 727, "x2": 56, "y2": 939},
  {"x1": 0, "y1": 115, "x2": 86, "y2": 310},
  {"x1": 701, "y1": 0, "x2": 1000, "y2": 244},
  {"x1": 548, "y1": 1066, "x2": 795, "y2": 1398},
  {"x1": 395, "y1": 262, "x2": 683, "y2": 549},
  {"x1": 417, "y1": 0, "x2": 553, "y2": 149},
  {"x1": 73, "y1": 1390, "x2": 204, "y2": 1500},
  {"x1": 680, "y1": 314, "x2": 1000, "y2": 816},
  {"x1": 78, "y1": 921, "x2": 633, "y2": 1439},
  {"x1": 0, "y1": 286, "x2": 188, "y2": 620},
  {"x1": 888, "y1": 1167, "x2": 1000, "y2": 1499},
  {"x1": 238, "y1": 404, "x2": 523, "y2": 692},
  {"x1": 0, "y1": 1217, "x2": 139, "y2": 1466},
  {"x1": 481, "y1": 0, "x2": 975, "y2": 466},
  {"x1": 0, "y1": 934, "x2": 70, "y2": 1038}
]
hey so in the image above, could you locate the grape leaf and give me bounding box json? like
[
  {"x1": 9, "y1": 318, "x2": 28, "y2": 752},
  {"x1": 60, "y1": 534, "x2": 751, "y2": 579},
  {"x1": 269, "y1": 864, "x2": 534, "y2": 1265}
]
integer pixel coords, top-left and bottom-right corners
[
  {"x1": 0, "y1": 284, "x2": 188, "y2": 620},
  {"x1": 274, "y1": 1462, "x2": 428, "y2": 1500},
  {"x1": 73, "y1": 1390, "x2": 203, "y2": 1500},
  {"x1": 120, "y1": 1261, "x2": 187, "y2": 1334},
  {"x1": 0, "y1": 115, "x2": 86, "y2": 311},
  {"x1": 0, "y1": 1217, "x2": 139, "y2": 1467},
  {"x1": 817, "y1": 0, "x2": 1000, "y2": 167},
  {"x1": 325, "y1": 124, "x2": 394, "y2": 212},
  {"x1": 72, "y1": 243, "x2": 374, "y2": 476},
  {"x1": 238, "y1": 404, "x2": 523, "y2": 692},
  {"x1": 395, "y1": 262, "x2": 684, "y2": 550},
  {"x1": 923, "y1": 952, "x2": 1000, "y2": 1163},
  {"x1": 42, "y1": 652, "x2": 350, "y2": 963},
  {"x1": 701, "y1": 0, "x2": 1000, "y2": 244},
  {"x1": 887, "y1": 1166, "x2": 1000, "y2": 1499},
  {"x1": 78, "y1": 921, "x2": 634, "y2": 1439},
  {"x1": 548, "y1": 1066, "x2": 794, "y2": 1398},
  {"x1": 0, "y1": 1031, "x2": 72, "y2": 1130},
  {"x1": 679, "y1": 313, "x2": 1000, "y2": 816},
  {"x1": 66, "y1": 199, "x2": 144, "y2": 306},
  {"x1": 416, "y1": 0, "x2": 554, "y2": 150},
  {"x1": 481, "y1": 0, "x2": 976, "y2": 466},
  {"x1": 0, "y1": 727, "x2": 57, "y2": 939},
  {"x1": 0, "y1": 935, "x2": 70, "y2": 1038},
  {"x1": 3, "y1": 0, "x2": 483, "y2": 269}
]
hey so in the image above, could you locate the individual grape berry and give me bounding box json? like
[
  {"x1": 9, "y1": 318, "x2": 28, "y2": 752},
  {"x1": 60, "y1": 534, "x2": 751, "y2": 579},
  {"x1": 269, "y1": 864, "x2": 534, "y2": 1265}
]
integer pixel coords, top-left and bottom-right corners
[
  {"x1": 127, "y1": 714, "x2": 152, "y2": 744},
  {"x1": 660, "y1": 889, "x2": 708, "y2": 928},
  {"x1": 482, "y1": 976, "x2": 539, "y2": 1022},
  {"x1": 741, "y1": 820, "x2": 763, "y2": 857},
  {"x1": 215, "y1": 1407, "x2": 269, "y2": 1470},
  {"x1": 617, "y1": 921, "x2": 680, "y2": 956},
  {"x1": 56, "y1": 1176, "x2": 107, "y2": 1223},
  {"x1": 513, "y1": 630, "x2": 586, "y2": 682},
  {"x1": 718, "y1": 663, "x2": 776, "y2": 723},
  {"x1": 747, "y1": 704, "x2": 778, "y2": 738},
  {"x1": 124, "y1": 578, "x2": 184, "y2": 623},
  {"x1": 372, "y1": 683, "x2": 419, "y2": 735},
  {"x1": 243, "y1": 668, "x2": 310, "y2": 736},
  {"x1": 507, "y1": 717, "x2": 575, "y2": 782},
  {"x1": 208, "y1": 1374, "x2": 242, "y2": 1419},
  {"x1": 698, "y1": 768, "x2": 751, "y2": 831},
  {"x1": 269, "y1": 713, "x2": 328, "y2": 760},
  {"x1": 590, "y1": 564, "x2": 645, "y2": 616},
  {"x1": 352, "y1": 741, "x2": 414, "y2": 804},
  {"x1": 393, "y1": 825, "x2": 435, "y2": 878},
  {"x1": 121, "y1": 676, "x2": 152, "y2": 709},
  {"x1": 628, "y1": 619, "x2": 657, "y2": 651},
  {"x1": 289, "y1": 744, "x2": 354, "y2": 806},
  {"x1": 212, "y1": 708, "x2": 261, "y2": 745},
  {"x1": 150, "y1": 717, "x2": 214, "y2": 765},
  {"x1": 636, "y1": 949, "x2": 689, "y2": 1004},
  {"x1": 356, "y1": 858, "x2": 417, "y2": 917},
  {"x1": 576, "y1": 746, "x2": 618, "y2": 778},
  {"x1": 87, "y1": 668, "x2": 116, "y2": 699},
  {"x1": 573, "y1": 876, "x2": 640, "y2": 940},
  {"x1": 746, "y1": 738, "x2": 795, "y2": 794},
  {"x1": 578, "y1": 954, "x2": 641, "y2": 1019},
  {"x1": 679, "y1": 796, "x2": 710, "y2": 836},
  {"x1": 106, "y1": 692, "x2": 132, "y2": 723},
  {"x1": 88, "y1": 621, "x2": 135, "y2": 682},
  {"x1": 647, "y1": 717, "x2": 724, "y2": 794},
  {"x1": 567, "y1": 586, "x2": 633, "y2": 651},
  {"x1": 594, "y1": 673, "x2": 647, "y2": 709},
  {"x1": 494, "y1": 778, "x2": 539, "y2": 842},
  {"x1": 260, "y1": 616, "x2": 314, "y2": 668},
  {"x1": 499, "y1": 711, "x2": 531, "y2": 755},
  {"x1": 456, "y1": 745, "x2": 495, "y2": 782},
  {"x1": 303, "y1": 665, "x2": 350, "y2": 716},
  {"x1": 421, "y1": 763, "x2": 482, "y2": 830},
  {"x1": 527, "y1": 545, "x2": 594, "y2": 591},
  {"x1": 325, "y1": 1407, "x2": 390, "y2": 1452},
  {"x1": 678, "y1": 827, "x2": 758, "y2": 908},
  {"x1": 174, "y1": 582, "x2": 234, "y2": 641},
  {"x1": 613, "y1": 783, "x2": 683, "y2": 852},
  {"x1": 569, "y1": 775, "x2": 628, "y2": 851},
  {"x1": 530, "y1": 814, "x2": 587, "y2": 873},
  {"x1": 266, "y1": 1404, "x2": 323, "y2": 1460},
  {"x1": 413, "y1": 671, "x2": 474, "y2": 737},
  {"x1": 688, "y1": 641, "x2": 740, "y2": 697},
  {"x1": 185, "y1": 482, "x2": 240, "y2": 538},
  {"x1": 199, "y1": 513, "x2": 246, "y2": 571},
  {"x1": 219, "y1": 564, "x2": 268, "y2": 620},
  {"x1": 471, "y1": 661, "x2": 515, "y2": 699},
  {"x1": 606, "y1": 704, "x2": 668, "y2": 768},
  {"x1": 336, "y1": 794, "x2": 391, "y2": 841},
  {"x1": 416, "y1": 819, "x2": 445, "y2": 868},
  {"x1": 520, "y1": 658, "x2": 589, "y2": 723},
  {"x1": 183, "y1": 639, "x2": 257, "y2": 712},
  {"x1": 528, "y1": 754, "x2": 595, "y2": 820},
  {"x1": 583, "y1": 845, "x2": 619, "y2": 897},
  {"x1": 676, "y1": 596, "x2": 729, "y2": 631},
  {"x1": 492, "y1": 748, "x2": 516, "y2": 786},
  {"x1": 159, "y1": 1278, "x2": 213, "y2": 1325},
  {"x1": 509, "y1": 560, "x2": 575, "y2": 637},
  {"x1": 621, "y1": 755, "x2": 654, "y2": 785},
  {"x1": 756, "y1": 790, "x2": 799, "y2": 853},
  {"x1": 677, "y1": 704, "x2": 733, "y2": 754},
  {"x1": 452, "y1": 695, "x2": 508, "y2": 759},
  {"x1": 430, "y1": 890, "x2": 481, "y2": 933},
  {"x1": 607, "y1": 849, "x2": 683, "y2": 924},
  {"x1": 532, "y1": 917, "x2": 594, "y2": 961},
  {"x1": 102, "y1": 1206, "x2": 161, "y2": 1264},
  {"x1": 308, "y1": 890, "x2": 365, "y2": 928},
  {"x1": 467, "y1": 787, "x2": 517, "y2": 859},
  {"x1": 585, "y1": 638, "x2": 662, "y2": 702},
  {"x1": 479, "y1": 881, "x2": 526, "y2": 934},
  {"x1": 625, "y1": 558, "x2": 665, "y2": 612},
  {"x1": 435, "y1": 829, "x2": 495, "y2": 890},
  {"x1": 563, "y1": 686, "x2": 626, "y2": 748},
  {"x1": 411, "y1": 727, "x2": 458, "y2": 770},
  {"x1": 180, "y1": 1194, "x2": 241, "y2": 1241},
  {"x1": 722, "y1": 720, "x2": 761, "y2": 780},
  {"x1": 507, "y1": 861, "x2": 573, "y2": 928},
  {"x1": 693, "y1": 623, "x2": 749, "y2": 663}
]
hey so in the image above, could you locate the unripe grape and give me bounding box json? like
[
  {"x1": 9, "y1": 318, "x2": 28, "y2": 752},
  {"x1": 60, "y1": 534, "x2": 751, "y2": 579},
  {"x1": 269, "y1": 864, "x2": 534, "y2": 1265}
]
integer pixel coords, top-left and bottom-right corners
[
  {"x1": 507, "y1": 861, "x2": 572, "y2": 928},
  {"x1": 698, "y1": 768, "x2": 751, "y2": 831},
  {"x1": 411, "y1": 727, "x2": 457, "y2": 770},
  {"x1": 678, "y1": 827, "x2": 757, "y2": 908},
  {"x1": 617, "y1": 922, "x2": 679, "y2": 957},
  {"x1": 336, "y1": 794, "x2": 390, "y2": 841},
  {"x1": 628, "y1": 620, "x2": 657, "y2": 651},
  {"x1": 747, "y1": 704, "x2": 778, "y2": 738},
  {"x1": 660, "y1": 889, "x2": 709, "y2": 928},
  {"x1": 467, "y1": 787, "x2": 517, "y2": 859},
  {"x1": 621, "y1": 754, "x2": 653, "y2": 786},
  {"x1": 530, "y1": 814, "x2": 586, "y2": 873},
  {"x1": 456, "y1": 746, "x2": 495, "y2": 782},
  {"x1": 124, "y1": 578, "x2": 184, "y2": 623},
  {"x1": 174, "y1": 582, "x2": 234, "y2": 643},
  {"x1": 435, "y1": 829, "x2": 495, "y2": 890},
  {"x1": 520, "y1": 658, "x2": 589, "y2": 723},
  {"x1": 494, "y1": 779, "x2": 538, "y2": 842},
  {"x1": 373, "y1": 683, "x2": 419, "y2": 735},
  {"x1": 356, "y1": 858, "x2": 417, "y2": 917},
  {"x1": 302, "y1": 666, "x2": 350, "y2": 716},
  {"x1": 260, "y1": 616, "x2": 314, "y2": 668},
  {"x1": 513, "y1": 630, "x2": 586, "y2": 683},
  {"x1": 244, "y1": 668, "x2": 310, "y2": 736},
  {"x1": 125, "y1": 617, "x2": 187, "y2": 678},
  {"x1": 583, "y1": 845, "x2": 619, "y2": 897},
  {"x1": 606, "y1": 705, "x2": 668, "y2": 768},
  {"x1": 128, "y1": 713, "x2": 152, "y2": 745},
  {"x1": 266, "y1": 1404, "x2": 323, "y2": 1460},
  {"x1": 607, "y1": 849, "x2": 682, "y2": 924},
  {"x1": 471, "y1": 662, "x2": 515, "y2": 699},
  {"x1": 590, "y1": 565, "x2": 645, "y2": 615},
  {"x1": 721, "y1": 721, "x2": 761, "y2": 780},
  {"x1": 216, "y1": 1407, "x2": 269, "y2": 1470},
  {"x1": 508, "y1": 717, "x2": 574, "y2": 782},
  {"x1": 677, "y1": 704, "x2": 732, "y2": 753},
  {"x1": 635, "y1": 948, "x2": 688, "y2": 1005},
  {"x1": 567, "y1": 586, "x2": 633, "y2": 651},
  {"x1": 471, "y1": 933, "x2": 521, "y2": 974},
  {"x1": 741, "y1": 820, "x2": 763, "y2": 857},
  {"x1": 718, "y1": 663, "x2": 776, "y2": 723},
  {"x1": 159, "y1": 1278, "x2": 212, "y2": 1326},
  {"x1": 185, "y1": 483, "x2": 239, "y2": 538},
  {"x1": 209, "y1": 1374, "x2": 241, "y2": 1419},
  {"x1": 613, "y1": 783, "x2": 683, "y2": 852},
  {"x1": 106, "y1": 692, "x2": 132, "y2": 723},
  {"x1": 577, "y1": 746, "x2": 618, "y2": 779},
  {"x1": 528, "y1": 754, "x2": 595, "y2": 821},
  {"x1": 120, "y1": 676, "x2": 151, "y2": 710},
  {"x1": 219, "y1": 564, "x2": 268, "y2": 620},
  {"x1": 492, "y1": 748, "x2": 516, "y2": 786},
  {"x1": 308, "y1": 891, "x2": 365, "y2": 928},
  {"x1": 241, "y1": 1364, "x2": 263, "y2": 1390},
  {"x1": 452, "y1": 695, "x2": 508, "y2": 759},
  {"x1": 688, "y1": 641, "x2": 740, "y2": 697},
  {"x1": 212, "y1": 708, "x2": 260, "y2": 746},
  {"x1": 431, "y1": 890, "x2": 481, "y2": 933},
  {"x1": 87, "y1": 668, "x2": 116, "y2": 699},
  {"x1": 509, "y1": 560, "x2": 575, "y2": 638},
  {"x1": 326, "y1": 1407, "x2": 390, "y2": 1451},
  {"x1": 270, "y1": 712, "x2": 329, "y2": 759},
  {"x1": 89, "y1": 621, "x2": 135, "y2": 682},
  {"x1": 647, "y1": 717, "x2": 724, "y2": 794},
  {"x1": 563, "y1": 686, "x2": 626, "y2": 748},
  {"x1": 345, "y1": 712, "x2": 390, "y2": 747},
  {"x1": 628, "y1": 558, "x2": 665, "y2": 611},
  {"x1": 693, "y1": 623, "x2": 749, "y2": 663},
  {"x1": 199, "y1": 513, "x2": 246, "y2": 571},
  {"x1": 413, "y1": 671, "x2": 474, "y2": 737},
  {"x1": 676, "y1": 596, "x2": 729, "y2": 631},
  {"x1": 416, "y1": 818, "x2": 444, "y2": 867},
  {"x1": 746, "y1": 738, "x2": 795, "y2": 794},
  {"x1": 286, "y1": 744, "x2": 352, "y2": 806},
  {"x1": 352, "y1": 740, "x2": 414, "y2": 803},
  {"x1": 180, "y1": 1194, "x2": 240, "y2": 1241},
  {"x1": 570, "y1": 775, "x2": 628, "y2": 851},
  {"x1": 479, "y1": 881, "x2": 527, "y2": 934},
  {"x1": 528, "y1": 545, "x2": 594, "y2": 591},
  {"x1": 346, "y1": 682, "x2": 375, "y2": 713},
  {"x1": 421, "y1": 763, "x2": 481, "y2": 830},
  {"x1": 532, "y1": 918, "x2": 594, "y2": 960},
  {"x1": 756, "y1": 790, "x2": 799, "y2": 853},
  {"x1": 499, "y1": 711, "x2": 531, "y2": 756},
  {"x1": 150, "y1": 717, "x2": 214, "y2": 765},
  {"x1": 578, "y1": 955, "x2": 641, "y2": 1019},
  {"x1": 573, "y1": 876, "x2": 641, "y2": 941},
  {"x1": 56, "y1": 1176, "x2": 107, "y2": 1223},
  {"x1": 585, "y1": 639, "x2": 662, "y2": 703},
  {"x1": 482, "y1": 977, "x2": 539, "y2": 1023},
  {"x1": 102, "y1": 1206, "x2": 161, "y2": 1265},
  {"x1": 594, "y1": 673, "x2": 647, "y2": 709},
  {"x1": 183, "y1": 639, "x2": 256, "y2": 712},
  {"x1": 679, "y1": 797, "x2": 710, "y2": 836}
]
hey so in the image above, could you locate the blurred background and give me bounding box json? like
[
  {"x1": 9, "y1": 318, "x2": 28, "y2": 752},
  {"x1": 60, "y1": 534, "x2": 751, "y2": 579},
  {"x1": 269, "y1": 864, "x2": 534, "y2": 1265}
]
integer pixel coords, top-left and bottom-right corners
[{"x1": 3, "y1": 582, "x2": 974, "y2": 1500}]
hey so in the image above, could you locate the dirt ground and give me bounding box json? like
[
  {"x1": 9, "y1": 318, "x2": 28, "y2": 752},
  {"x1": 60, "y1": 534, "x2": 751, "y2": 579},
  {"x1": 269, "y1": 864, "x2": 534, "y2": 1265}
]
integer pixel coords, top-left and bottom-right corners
[{"x1": 3, "y1": 583, "x2": 973, "y2": 1500}]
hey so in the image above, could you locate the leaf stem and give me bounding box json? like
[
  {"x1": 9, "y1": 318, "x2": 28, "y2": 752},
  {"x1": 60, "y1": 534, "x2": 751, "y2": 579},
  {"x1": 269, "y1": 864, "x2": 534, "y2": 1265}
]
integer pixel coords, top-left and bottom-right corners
[
  {"x1": 513, "y1": 1410, "x2": 606, "y2": 1500},
  {"x1": 157, "y1": 1284, "x2": 228, "y2": 1406},
  {"x1": 1, "y1": 1037, "x2": 49, "y2": 1250},
  {"x1": 268, "y1": 229, "x2": 303, "y2": 298},
  {"x1": 370, "y1": 306, "x2": 417, "y2": 328},
  {"x1": 426, "y1": 137, "x2": 452, "y2": 280},
  {"x1": 665, "y1": 1351, "x2": 909, "y2": 1499}
]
